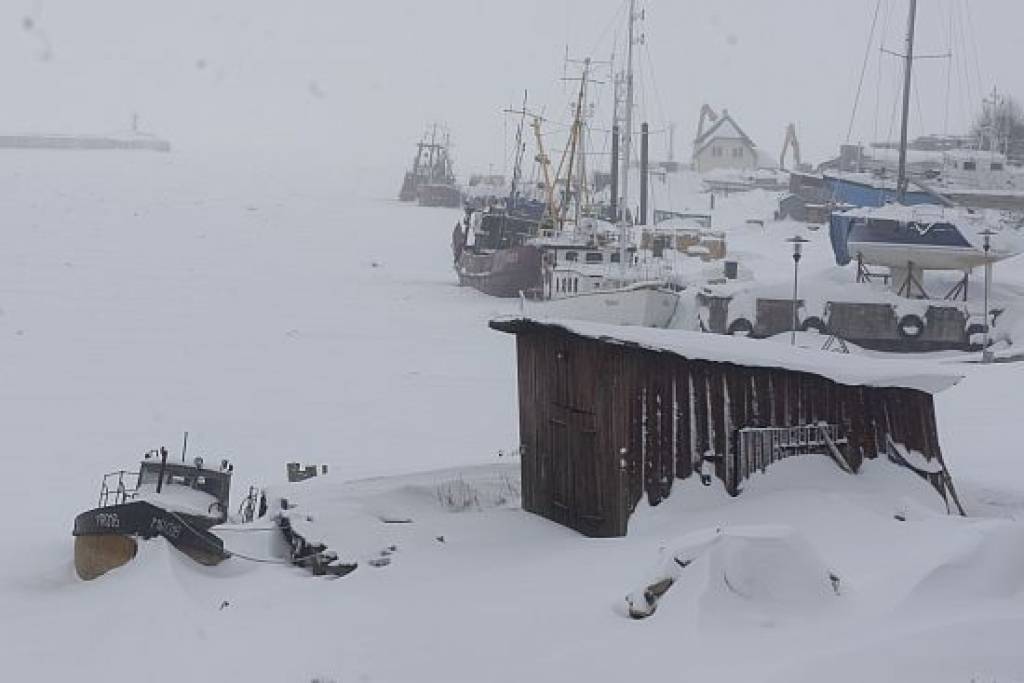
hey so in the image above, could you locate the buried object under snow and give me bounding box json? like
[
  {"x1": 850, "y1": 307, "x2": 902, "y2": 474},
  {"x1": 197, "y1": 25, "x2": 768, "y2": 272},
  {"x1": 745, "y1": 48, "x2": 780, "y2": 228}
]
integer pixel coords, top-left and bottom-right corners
[{"x1": 626, "y1": 525, "x2": 841, "y2": 620}]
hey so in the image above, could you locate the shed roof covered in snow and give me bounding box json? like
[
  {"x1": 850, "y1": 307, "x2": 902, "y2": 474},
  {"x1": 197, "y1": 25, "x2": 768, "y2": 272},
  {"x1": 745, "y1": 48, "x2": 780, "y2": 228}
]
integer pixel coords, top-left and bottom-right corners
[{"x1": 490, "y1": 317, "x2": 962, "y2": 394}]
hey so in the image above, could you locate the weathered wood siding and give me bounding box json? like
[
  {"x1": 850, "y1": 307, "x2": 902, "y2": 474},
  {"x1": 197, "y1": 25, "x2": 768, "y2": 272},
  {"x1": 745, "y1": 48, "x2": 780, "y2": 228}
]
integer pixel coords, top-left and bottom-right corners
[{"x1": 513, "y1": 326, "x2": 949, "y2": 537}]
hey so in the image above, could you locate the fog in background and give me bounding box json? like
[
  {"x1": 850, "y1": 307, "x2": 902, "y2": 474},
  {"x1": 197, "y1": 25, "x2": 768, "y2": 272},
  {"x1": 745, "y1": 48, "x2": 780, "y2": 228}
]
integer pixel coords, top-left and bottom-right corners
[{"x1": 0, "y1": 0, "x2": 1021, "y2": 186}]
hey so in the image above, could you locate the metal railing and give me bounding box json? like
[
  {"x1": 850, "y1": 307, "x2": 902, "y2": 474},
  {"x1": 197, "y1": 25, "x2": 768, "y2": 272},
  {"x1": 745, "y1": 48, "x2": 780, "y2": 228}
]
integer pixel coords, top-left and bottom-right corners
[
  {"x1": 736, "y1": 423, "x2": 846, "y2": 488},
  {"x1": 97, "y1": 470, "x2": 140, "y2": 508}
]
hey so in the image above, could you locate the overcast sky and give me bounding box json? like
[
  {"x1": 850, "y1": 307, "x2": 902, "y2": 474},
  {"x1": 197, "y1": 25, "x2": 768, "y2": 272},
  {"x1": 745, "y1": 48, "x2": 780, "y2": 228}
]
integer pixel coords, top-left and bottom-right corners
[{"x1": 0, "y1": 1, "x2": 1020, "y2": 179}]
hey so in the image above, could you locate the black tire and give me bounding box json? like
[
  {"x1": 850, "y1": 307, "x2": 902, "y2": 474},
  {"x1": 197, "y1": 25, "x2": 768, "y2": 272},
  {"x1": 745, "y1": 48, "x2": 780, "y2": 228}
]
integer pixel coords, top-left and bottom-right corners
[
  {"x1": 897, "y1": 314, "x2": 925, "y2": 338},
  {"x1": 800, "y1": 316, "x2": 827, "y2": 334},
  {"x1": 727, "y1": 317, "x2": 754, "y2": 336}
]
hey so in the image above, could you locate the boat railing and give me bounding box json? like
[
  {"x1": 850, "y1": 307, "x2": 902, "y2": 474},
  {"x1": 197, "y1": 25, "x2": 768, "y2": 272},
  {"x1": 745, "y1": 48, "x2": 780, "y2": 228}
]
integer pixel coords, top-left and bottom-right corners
[{"x1": 98, "y1": 470, "x2": 140, "y2": 508}]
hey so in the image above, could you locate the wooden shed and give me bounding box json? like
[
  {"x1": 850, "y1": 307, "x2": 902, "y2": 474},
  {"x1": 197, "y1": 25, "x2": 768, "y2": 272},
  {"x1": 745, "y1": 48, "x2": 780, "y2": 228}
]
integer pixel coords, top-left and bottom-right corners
[{"x1": 490, "y1": 317, "x2": 964, "y2": 537}]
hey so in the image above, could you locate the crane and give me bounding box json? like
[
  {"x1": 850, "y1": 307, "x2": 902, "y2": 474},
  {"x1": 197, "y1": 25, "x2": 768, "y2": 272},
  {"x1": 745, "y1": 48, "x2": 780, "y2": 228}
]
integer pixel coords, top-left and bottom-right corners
[
  {"x1": 695, "y1": 104, "x2": 719, "y2": 141},
  {"x1": 780, "y1": 123, "x2": 801, "y2": 170}
]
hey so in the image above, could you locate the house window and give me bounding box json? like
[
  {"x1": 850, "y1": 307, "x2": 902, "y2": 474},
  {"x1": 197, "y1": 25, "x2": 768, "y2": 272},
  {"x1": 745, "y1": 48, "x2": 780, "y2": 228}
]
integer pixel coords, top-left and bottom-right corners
[
  {"x1": 991, "y1": 162, "x2": 1004, "y2": 171},
  {"x1": 585, "y1": 252, "x2": 603, "y2": 264},
  {"x1": 564, "y1": 251, "x2": 578, "y2": 262},
  {"x1": 963, "y1": 161, "x2": 977, "y2": 171},
  {"x1": 712, "y1": 146, "x2": 722, "y2": 158},
  {"x1": 732, "y1": 147, "x2": 743, "y2": 158}
]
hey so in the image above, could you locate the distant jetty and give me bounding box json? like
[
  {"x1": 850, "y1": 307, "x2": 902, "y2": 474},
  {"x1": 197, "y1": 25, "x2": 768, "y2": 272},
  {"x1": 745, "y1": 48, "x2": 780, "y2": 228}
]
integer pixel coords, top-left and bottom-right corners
[{"x1": 0, "y1": 133, "x2": 170, "y2": 152}]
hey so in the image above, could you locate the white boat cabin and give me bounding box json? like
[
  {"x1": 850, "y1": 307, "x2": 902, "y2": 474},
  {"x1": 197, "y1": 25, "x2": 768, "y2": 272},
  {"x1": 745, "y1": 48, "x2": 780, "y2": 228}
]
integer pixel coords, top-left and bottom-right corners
[{"x1": 939, "y1": 149, "x2": 1015, "y2": 190}]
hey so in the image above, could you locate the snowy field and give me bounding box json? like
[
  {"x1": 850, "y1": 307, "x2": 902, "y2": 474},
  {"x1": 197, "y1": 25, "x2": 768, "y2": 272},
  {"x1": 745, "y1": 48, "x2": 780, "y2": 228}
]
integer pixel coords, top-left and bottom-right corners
[{"x1": 2, "y1": 151, "x2": 1024, "y2": 682}]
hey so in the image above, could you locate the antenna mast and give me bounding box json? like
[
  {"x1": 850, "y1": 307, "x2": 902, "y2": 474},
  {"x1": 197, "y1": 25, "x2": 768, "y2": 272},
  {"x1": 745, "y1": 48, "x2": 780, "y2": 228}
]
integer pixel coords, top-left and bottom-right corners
[{"x1": 896, "y1": 0, "x2": 917, "y2": 201}]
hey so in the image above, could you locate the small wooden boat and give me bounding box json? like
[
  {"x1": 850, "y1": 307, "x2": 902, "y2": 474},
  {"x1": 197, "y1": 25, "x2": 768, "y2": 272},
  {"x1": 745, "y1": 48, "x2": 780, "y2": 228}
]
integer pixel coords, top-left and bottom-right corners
[{"x1": 73, "y1": 447, "x2": 233, "y2": 580}]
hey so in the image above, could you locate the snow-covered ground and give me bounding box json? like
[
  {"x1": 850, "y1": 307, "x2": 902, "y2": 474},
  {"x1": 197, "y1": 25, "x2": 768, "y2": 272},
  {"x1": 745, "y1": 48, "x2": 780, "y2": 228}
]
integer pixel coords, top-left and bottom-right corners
[{"x1": 2, "y1": 152, "x2": 1024, "y2": 682}]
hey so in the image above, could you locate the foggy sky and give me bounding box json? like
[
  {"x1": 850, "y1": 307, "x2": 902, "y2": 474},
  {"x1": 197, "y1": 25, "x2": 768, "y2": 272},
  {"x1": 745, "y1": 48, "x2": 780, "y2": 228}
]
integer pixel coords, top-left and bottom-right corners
[{"x1": 0, "y1": 1, "x2": 1021, "y2": 181}]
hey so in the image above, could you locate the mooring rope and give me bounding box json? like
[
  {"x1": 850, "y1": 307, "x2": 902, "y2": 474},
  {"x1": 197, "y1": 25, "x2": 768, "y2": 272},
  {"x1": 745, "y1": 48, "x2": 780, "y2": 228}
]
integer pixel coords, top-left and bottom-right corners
[{"x1": 165, "y1": 510, "x2": 292, "y2": 565}]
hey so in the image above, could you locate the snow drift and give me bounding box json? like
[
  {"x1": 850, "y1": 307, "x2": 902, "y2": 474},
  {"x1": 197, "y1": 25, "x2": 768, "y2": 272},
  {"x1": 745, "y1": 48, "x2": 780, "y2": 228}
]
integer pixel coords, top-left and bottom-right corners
[{"x1": 626, "y1": 525, "x2": 841, "y2": 625}]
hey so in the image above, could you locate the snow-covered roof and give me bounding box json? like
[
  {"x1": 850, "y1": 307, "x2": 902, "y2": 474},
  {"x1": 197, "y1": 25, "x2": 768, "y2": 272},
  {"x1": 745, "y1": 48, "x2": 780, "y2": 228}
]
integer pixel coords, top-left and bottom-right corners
[
  {"x1": 694, "y1": 111, "x2": 756, "y2": 154},
  {"x1": 490, "y1": 317, "x2": 962, "y2": 394}
]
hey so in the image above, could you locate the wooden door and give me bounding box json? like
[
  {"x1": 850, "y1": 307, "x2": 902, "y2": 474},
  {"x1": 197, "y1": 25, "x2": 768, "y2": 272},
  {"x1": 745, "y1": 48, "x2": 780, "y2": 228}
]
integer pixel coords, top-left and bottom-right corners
[{"x1": 547, "y1": 406, "x2": 605, "y2": 534}]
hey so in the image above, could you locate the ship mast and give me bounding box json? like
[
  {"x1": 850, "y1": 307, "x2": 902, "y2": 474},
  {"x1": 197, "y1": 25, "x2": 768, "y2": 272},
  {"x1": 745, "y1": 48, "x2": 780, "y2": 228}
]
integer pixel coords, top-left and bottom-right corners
[
  {"x1": 619, "y1": 0, "x2": 641, "y2": 273},
  {"x1": 896, "y1": 0, "x2": 917, "y2": 202},
  {"x1": 509, "y1": 91, "x2": 528, "y2": 210},
  {"x1": 621, "y1": 0, "x2": 637, "y2": 219}
]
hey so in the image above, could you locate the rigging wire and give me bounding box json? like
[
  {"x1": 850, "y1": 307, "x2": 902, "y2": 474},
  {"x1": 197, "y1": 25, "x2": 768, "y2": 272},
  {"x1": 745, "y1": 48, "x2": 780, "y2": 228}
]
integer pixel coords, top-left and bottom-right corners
[
  {"x1": 873, "y1": 0, "x2": 895, "y2": 148},
  {"x1": 846, "y1": 0, "x2": 884, "y2": 143},
  {"x1": 940, "y1": 0, "x2": 953, "y2": 136},
  {"x1": 963, "y1": 0, "x2": 986, "y2": 106},
  {"x1": 587, "y1": 0, "x2": 629, "y2": 66}
]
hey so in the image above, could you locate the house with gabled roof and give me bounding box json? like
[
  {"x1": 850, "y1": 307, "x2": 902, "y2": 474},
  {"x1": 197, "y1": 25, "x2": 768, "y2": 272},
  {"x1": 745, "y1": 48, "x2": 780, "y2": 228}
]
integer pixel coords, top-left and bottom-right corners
[{"x1": 693, "y1": 108, "x2": 758, "y2": 173}]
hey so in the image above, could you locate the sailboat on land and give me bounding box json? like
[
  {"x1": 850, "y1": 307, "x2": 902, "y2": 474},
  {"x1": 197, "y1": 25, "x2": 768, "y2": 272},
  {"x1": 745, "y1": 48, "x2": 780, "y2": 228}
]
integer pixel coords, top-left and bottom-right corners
[{"x1": 829, "y1": 0, "x2": 1023, "y2": 292}]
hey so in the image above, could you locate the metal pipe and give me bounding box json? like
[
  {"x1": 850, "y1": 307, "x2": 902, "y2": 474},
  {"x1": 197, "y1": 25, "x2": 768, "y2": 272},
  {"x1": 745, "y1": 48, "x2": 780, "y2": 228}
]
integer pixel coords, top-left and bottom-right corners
[
  {"x1": 791, "y1": 255, "x2": 800, "y2": 346},
  {"x1": 984, "y1": 259, "x2": 992, "y2": 361},
  {"x1": 981, "y1": 230, "x2": 994, "y2": 363},
  {"x1": 610, "y1": 125, "x2": 619, "y2": 223},
  {"x1": 640, "y1": 122, "x2": 649, "y2": 226},
  {"x1": 787, "y1": 236, "x2": 808, "y2": 346},
  {"x1": 156, "y1": 446, "x2": 168, "y2": 494}
]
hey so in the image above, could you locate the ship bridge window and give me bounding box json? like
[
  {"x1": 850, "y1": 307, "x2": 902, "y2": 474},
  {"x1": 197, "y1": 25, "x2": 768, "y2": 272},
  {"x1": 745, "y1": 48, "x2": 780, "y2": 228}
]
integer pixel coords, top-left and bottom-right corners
[
  {"x1": 585, "y1": 252, "x2": 603, "y2": 263},
  {"x1": 963, "y1": 161, "x2": 977, "y2": 171},
  {"x1": 564, "y1": 251, "x2": 579, "y2": 262},
  {"x1": 991, "y1": 162, "x2": 1004, "y2": 171}
]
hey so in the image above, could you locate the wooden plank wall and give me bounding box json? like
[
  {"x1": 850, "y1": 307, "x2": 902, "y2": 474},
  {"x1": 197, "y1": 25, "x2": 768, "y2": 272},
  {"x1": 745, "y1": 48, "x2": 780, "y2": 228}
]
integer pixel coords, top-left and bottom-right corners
[{"x1": 515, "y1": 328, "x2": 947, "y2": 537}]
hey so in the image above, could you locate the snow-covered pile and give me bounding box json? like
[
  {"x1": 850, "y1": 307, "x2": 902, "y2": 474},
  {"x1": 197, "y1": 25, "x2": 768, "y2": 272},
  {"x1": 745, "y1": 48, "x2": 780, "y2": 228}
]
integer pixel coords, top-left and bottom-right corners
[
  {"x1": 907, "y1": 520, "x2": 1024, "y2": 605},
  {"x1": 625, "y1": 525, "x2": 840, "y2": 624}
]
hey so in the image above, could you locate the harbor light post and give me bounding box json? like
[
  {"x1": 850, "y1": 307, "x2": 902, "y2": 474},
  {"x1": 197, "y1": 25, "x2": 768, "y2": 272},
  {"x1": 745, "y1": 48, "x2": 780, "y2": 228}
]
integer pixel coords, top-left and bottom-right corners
[
  {"x1": 787, "y1": 235, "x2": 809, "y2": 346},
  {"x1": 980, "y1": 228, "x2": 996, "y2": 363}
]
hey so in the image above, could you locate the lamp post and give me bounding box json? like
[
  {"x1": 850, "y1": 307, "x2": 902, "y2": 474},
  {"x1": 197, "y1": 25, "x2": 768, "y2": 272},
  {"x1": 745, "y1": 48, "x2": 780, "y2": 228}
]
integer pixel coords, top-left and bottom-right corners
[
  {"x1": 979, "y1": 228, "x2": 996, "y2": 363},
  {"x1": 786, "y1": 235, "x2": 809, "y2": 346}
]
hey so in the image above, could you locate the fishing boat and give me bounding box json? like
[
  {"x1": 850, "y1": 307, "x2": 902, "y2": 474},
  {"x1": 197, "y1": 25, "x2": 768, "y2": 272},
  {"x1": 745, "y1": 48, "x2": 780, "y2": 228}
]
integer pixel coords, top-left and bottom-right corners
[
  {"x1": 454, "y1": 206, "x2": 545, "y2": 298},
  {"x1": 453, "y1": 91, "x2": 551, "y2": 297},
  {"x1": 398, "y1": 125, "x2": 461, "y2": 207},
  {"x1": 532, "y1": 281, "x2": 679, "y2": 328},
  {"x1": 522, "y1": 2, "x2": 682, "y2": 327},
  {"x1": 73, "y1": 447, "x2": 233, "y2": 580}
]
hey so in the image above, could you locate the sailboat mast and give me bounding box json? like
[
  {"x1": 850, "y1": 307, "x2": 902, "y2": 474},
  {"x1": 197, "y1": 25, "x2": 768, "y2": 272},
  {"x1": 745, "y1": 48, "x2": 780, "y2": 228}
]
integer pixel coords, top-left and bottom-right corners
[{"x1": 896, "y1": 0, "x2": 918, "y2": 201}]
